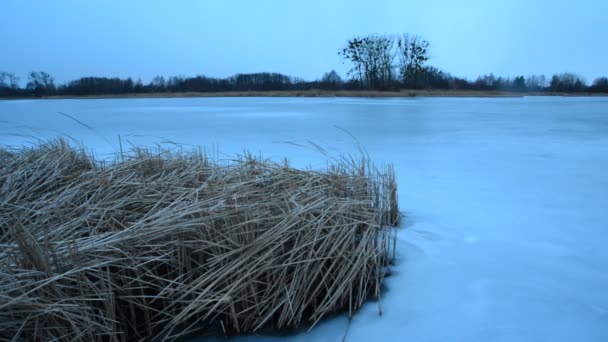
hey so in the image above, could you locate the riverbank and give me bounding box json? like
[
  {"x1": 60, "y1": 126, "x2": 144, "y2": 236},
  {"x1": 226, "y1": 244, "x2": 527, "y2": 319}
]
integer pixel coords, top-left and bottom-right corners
[{"x1": 2, "y1": 89, "x2": 607, "y2": 100}]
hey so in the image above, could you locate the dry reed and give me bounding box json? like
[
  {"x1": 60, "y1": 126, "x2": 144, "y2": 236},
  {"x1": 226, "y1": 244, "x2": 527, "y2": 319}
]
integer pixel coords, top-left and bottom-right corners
[{"x1": 0, "y1": 139, "x2": 399, "y2": 341}]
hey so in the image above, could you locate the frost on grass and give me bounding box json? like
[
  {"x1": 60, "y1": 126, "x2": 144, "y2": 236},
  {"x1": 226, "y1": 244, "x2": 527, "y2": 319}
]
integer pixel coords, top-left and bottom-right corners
[{"x1": 0, "y1": 139, "x2": 399, "y2": 341}]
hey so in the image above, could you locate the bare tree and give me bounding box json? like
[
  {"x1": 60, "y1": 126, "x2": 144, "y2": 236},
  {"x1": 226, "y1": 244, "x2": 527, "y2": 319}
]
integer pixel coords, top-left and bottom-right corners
[
  {"x1": 339, "y1": 34, "x2": 396, "y2": 89},
  {"x1": 321, "y1": 70, "x2": 342, "y2": 89},
  {"x1": 339, "y1": 38, "x2": 365, "y2": 87},
  {"x1": 396, "y1": 34, "x2": 412, "y2": 83},
  {"x1": 0, "y1": 72, "x2": 7, "y2": 88},
  {"x1": 358, "y1": 36, "x2": 381, "y2": 89},
  {"x1": 474, "y1": 73, "x2": 497, "y2": 90},
  {"x1": 0, "y1": 72, "x2": 20, "y2": 96},
  {"x1": 377, "y1": 35, "x2": 396, "y2": 89},
  {"x1": 397, "y1": 35, "x2": 429, "y2": 89},
  {"x1": 526, "y1": 75, "x2": 547, "y2": 91},
  {"x1": 27, "y1": 71, "x2": 55, "y2": 96},
  {"x1": 6, "y1": 72, "x2": 20, "y2": 89},
  {"x1": 150, "y1": 75, "x2": 166, "y2": 91}
]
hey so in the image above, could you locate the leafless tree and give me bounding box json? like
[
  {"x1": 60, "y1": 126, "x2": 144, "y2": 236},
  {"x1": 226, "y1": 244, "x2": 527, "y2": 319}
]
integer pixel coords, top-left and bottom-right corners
[
  {"x1": 27, "y1": 71, "x2": 55, "y2": 95},
  {"x1": 339, "y1": 34, "x2": 396, "y2": 89},
  {"x1": 321, "y1": 70, "x2": 342, "y2": 89},
  {"x1": 6, "y1": 72, "x2": 20, "y2": 89},
  {"x1": 0, "y1": 72, "x2": 7, "y2": 88},
  {"x1": 150, "y1": 75, "x2": 166, "y2": 91},
  {"x1": 339, "y1": 37, "x2": 365, "y2": 86},
  {"x1": 526, "y1": 75, "x2": 547, "y2": 91},
  {"x1": 397, "y1": 35, "x2": 430, "y2": 89}
]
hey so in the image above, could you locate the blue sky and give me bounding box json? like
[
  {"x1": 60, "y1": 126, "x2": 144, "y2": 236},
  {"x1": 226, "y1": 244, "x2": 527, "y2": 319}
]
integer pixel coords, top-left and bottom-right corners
[{"x1": 1, "y1": 0, "x2": 606, "y2": 84}]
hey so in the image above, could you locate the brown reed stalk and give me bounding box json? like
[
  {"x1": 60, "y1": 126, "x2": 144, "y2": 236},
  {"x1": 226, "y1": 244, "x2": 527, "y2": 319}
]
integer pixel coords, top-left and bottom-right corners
[{"x1": 0, "y1": 139, "x2": 399, "y2": 341}]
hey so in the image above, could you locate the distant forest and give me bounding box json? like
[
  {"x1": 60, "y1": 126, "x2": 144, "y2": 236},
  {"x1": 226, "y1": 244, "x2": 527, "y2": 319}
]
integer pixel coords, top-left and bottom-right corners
[{"x1": 1, "y1": 33, "x2": 607, "y2": 97}]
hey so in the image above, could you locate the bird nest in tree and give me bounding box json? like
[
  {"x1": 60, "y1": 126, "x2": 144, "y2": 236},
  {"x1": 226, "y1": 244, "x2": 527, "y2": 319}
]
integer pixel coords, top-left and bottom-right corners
[{"x1": 0, "y1": 139, "x2": 399, "y2": 341}]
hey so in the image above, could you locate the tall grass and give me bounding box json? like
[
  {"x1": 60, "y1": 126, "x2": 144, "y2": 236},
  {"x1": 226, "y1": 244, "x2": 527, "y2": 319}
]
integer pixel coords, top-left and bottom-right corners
[{"x1": 0, "y1": 139, "x2": 399, "y2": 341}]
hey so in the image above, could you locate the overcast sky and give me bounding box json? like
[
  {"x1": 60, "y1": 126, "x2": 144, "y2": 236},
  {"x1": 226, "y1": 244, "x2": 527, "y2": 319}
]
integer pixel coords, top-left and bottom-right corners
[{"x1": 1, "y1": 0, "x2": 606, "y2": 84}]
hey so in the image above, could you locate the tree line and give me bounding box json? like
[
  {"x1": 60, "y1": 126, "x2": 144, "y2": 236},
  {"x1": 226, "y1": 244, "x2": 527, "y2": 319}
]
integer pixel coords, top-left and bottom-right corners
[
  {"x1": 337, "y1": 33, "x2": 607, "y2": 93},
  {"x1": 1, "y1": 33, "x2": 607, "y2": 97},
  {"x1": 0, "y1": 71, "x2": 315, "y2": 97}
]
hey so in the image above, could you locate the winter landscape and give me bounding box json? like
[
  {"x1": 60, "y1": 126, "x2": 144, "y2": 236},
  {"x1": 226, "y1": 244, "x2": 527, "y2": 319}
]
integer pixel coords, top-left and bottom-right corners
[
  {"x1": 2, "y1": 96, "x2": 608, "y2": 341},
  {"x1": 2, "y1": 0, "x2": 608, "y2": 341}
]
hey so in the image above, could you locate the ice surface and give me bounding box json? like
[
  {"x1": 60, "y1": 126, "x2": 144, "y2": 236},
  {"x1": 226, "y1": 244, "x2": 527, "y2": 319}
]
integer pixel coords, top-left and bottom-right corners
[{"x1": 2, "y1": 96, "x2": 608, "y2": 341}]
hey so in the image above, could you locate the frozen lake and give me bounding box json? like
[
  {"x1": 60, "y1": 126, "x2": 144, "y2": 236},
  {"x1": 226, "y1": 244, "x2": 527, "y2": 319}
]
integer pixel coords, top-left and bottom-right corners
[{"x1": 1, "y1": 97, "x2": 608, "y2": 341}]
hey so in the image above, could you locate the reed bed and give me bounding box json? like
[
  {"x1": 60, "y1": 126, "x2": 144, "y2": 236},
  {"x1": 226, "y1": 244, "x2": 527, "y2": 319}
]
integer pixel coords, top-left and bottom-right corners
[{"x1": 0, "y1": 139, "x2": 399, "y2": 341}]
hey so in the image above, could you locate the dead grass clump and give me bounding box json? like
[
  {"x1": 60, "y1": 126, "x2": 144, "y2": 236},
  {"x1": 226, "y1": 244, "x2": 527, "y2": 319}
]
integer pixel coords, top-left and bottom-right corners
[{"x1": 0, "y1": 139, "x2": 399, "y2": 341}]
